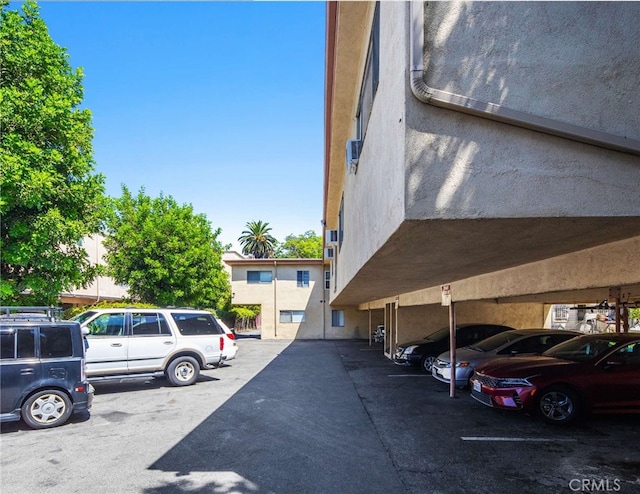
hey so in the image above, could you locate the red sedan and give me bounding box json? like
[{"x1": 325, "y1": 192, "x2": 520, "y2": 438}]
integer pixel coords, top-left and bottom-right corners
[{"x1": 469, "y1": 333, "x2": 640, "y2": 424}]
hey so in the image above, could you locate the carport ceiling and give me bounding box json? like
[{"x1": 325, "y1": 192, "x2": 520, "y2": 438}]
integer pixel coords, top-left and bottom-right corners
[{"x1": 333, "y1": 216, "x2": 640, "y2": 306}]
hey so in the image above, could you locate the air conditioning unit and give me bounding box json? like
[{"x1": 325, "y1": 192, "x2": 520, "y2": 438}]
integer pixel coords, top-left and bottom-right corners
[
  {"x1": 346, "y1": 139, "x2": 362, "y2": 174},
  {"x1": 325, "y1": 229, "x2": 338, "y2": 245},
  {"x1": 324, "y1": 247, "x2": 335, "y2": 259}
]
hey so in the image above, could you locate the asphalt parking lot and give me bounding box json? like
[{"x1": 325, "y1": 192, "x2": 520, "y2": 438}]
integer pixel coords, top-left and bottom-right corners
[{"x1": 1, "y1": 338, "x2": 639, "y2": 494}]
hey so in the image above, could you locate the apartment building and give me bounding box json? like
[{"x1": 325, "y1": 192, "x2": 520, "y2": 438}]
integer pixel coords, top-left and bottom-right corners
[
  {"x1": 59, "y1": 235, "x2": 128, "y2": 308},
  {"x1": 323, "y1": 2, "x2": 640, "y2": 354},
  {"x1": 223, "y1": 252, "x2": 370, "y2": 339}
]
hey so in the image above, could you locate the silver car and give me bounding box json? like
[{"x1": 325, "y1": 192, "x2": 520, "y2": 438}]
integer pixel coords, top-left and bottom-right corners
[{"x1": 432, "y1": 329, "x2": 582, "y2": 387}]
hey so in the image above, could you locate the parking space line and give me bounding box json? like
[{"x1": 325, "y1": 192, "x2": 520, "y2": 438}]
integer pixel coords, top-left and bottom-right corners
[
  {"x1": 387, "y1": 374, "x2": 431, "y2": 377},
  {"x1": 461, "y1": 437, "x2": 577, "y2": 442}
]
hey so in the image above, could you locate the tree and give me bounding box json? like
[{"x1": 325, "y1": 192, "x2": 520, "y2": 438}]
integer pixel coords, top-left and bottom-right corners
[
  {"x1": 103, "y1": 186, "x2": 230, "y2": 308},
  {"x1": 275, "y1": 230, "x2": 322, "y2": 258},
  {"x1": 631, "y1": 307, "x2": 640, "y2": 325},
  {"x1": 0, "y1": 0, "x2": 108, "y2": 305},
  {"x1": 238, "y1": 220, "x2": 277, "y2": 259}
]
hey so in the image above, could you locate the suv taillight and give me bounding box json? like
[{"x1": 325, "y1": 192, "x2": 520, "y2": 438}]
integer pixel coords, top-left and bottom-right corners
[
  {"x1": 226, "y1": 332, "x2": 235, "y2": 340},
  {"x1": 220, "y1": 336, "x2": 224, "y2": 351}
]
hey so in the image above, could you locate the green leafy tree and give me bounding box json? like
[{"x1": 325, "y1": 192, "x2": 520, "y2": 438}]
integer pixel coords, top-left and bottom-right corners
[
  {"x1": 275, "y1": 230, "x2": 322, "y2": 258},
  {"x1": 631, "y1": 307, "x2": 640, "y2": 325},
  {"x1": 103, "y1": 186, "x2": 230, "y2": 308},
  {"x1": 238, "y1": 220, "x2": 277, "y2": 259},
  {"x1": 0, "y1": 0, "x2": 107, "y2": 304}
]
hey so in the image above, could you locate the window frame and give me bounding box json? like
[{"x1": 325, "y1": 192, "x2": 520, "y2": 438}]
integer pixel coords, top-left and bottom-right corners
[
  {"x1": 279, "y1": 310, "x2": 306, "y2": 324},
  {"x1": 331, "y1": 310, "x2": 345, "y2": 328},
  {"x1": 247, "y1": 270, "x2": 273, "y2": 284},
  {"x1": 356, "y1": 1, "x2": 380, "y2": 143},
  {"x1": 297, "y1": 270, "x2": 310, "y2": 288}
]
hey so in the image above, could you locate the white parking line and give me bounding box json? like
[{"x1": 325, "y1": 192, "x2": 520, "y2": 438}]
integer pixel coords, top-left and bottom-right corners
[
  {"x1": 388, "y1": 374, "x2": 432, "y2": 377},
  {"x1": 461, "y1": 437, "x2": 577, "y2": 442}
]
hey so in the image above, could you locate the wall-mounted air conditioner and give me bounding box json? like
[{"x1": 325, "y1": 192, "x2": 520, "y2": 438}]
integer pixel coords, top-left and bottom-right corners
[
  {"x1": 346, "y1": 139, "x2": 361, "y2": 174},
  {"x1": 324, "y1": 247, "x2": 335, "y2": 259},
  {"x1": 325, "y1": 229, "x2": 338, "y2": 245}
]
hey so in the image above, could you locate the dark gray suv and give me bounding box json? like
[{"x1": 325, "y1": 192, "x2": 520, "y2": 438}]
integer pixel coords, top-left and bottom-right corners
[{"x1": 0, "y1": 307, "x2": 94, "y2": 429}]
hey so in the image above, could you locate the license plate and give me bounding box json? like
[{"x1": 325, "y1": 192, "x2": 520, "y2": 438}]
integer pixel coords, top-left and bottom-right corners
[{"x1": 473, "y1": 380, "x2": 481, "y2": 393}]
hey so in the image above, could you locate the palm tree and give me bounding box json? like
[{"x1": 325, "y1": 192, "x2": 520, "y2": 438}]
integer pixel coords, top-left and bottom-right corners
[{"x1": 238, "y1": 220, "x2": 277, "y2": 258}]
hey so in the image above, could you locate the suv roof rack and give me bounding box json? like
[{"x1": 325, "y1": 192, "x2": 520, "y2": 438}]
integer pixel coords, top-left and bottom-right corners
[{"x1": 0, "y1": 306, "x2": 63, "y2": 322}]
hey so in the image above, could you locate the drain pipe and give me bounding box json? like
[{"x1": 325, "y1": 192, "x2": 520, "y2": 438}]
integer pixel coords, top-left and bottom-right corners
[
  {"x1": 273, "y1": 260, "x2": 278, "y2": 338},
  {"x1": 408, "y1": 2, "x2": 640, "y2": 156}
]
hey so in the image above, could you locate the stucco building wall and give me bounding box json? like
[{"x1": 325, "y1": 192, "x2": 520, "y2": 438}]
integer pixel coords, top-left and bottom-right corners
[{"x1": 325, "y1": 1, "x2": 640, "y2": 317}]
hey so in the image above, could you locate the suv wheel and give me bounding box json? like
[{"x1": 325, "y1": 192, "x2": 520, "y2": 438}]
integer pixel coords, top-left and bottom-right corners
[
  {"x1": 166, "y1": 356, "x2": 199, "y2": 386},
  {"x1": 22, "y1": 390, "x2": 73, "y2": 429}
]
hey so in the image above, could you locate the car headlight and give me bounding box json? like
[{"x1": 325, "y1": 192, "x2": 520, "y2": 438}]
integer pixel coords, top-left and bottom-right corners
[
  {"x1": 494, "y1": 377, "x2": 533, "y2": 388},
  {"x1": 455, "y1": 361, "x2": 471, "y2": 368},
  {"x1": 403, "y1": 345, "x2": 419, "y2": 354}
]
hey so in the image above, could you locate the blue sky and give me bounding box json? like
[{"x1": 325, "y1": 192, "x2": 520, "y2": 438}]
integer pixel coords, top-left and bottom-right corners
[{"x1": 34, "y1": 1, "x2": 326, "y2": 252}]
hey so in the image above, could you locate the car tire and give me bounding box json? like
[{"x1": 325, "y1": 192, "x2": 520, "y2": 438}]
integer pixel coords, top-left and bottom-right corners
[
  {"x1": 22, "y1": 390, "x2": 73, "y2": 429},
  {"x1": 166, "y1": 356, "x2": 200, "y2": 386},
  {"x1": 421, "y1": 355, "x2": 436, "y2": 373},
  {"x1": 537, "y1": 386, "x2": 581, "y2": 425}
]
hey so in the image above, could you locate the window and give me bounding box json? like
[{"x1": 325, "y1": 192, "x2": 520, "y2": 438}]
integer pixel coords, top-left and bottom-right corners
[
  {"x1": 132, "y1": 313, "x2": 171, "y2": 336},
  {"x1": 171, "y1": 313, "x2": 222, "y2": 335},
  {"x1": 338, "y1": 196, "x2": 344, "y2": 250},
  {"x1": 15, "y1": 328, "x2": 36, "y2": 358},
  {"x1": 356, "y1": 1, "x2": 380, "y2": 142},
  {"x1": 332, "y1": 310, "x2": 345, "y2": 327},
  {"x1": 297, "y1": 270, "x2": 310, "y2": 288},
  {"x1": 0, "y1": 332, "x2": 14, "y2": 359},
  {"x1": 0, "y1": 329, "x2": 37, "y2": 359},
  {"x1": 87, "y1": 313, "x2": 125, "y2": 336},
  {"x1": 324, "y1": 271, "x2": 330, "y2": 290},
  {"x1": 40, "y1": 326, "x2": 73, "y2": 358},
  {"x1": 553, "y1": 305, "x2": 569, "y2": 322},
  {"x1": 280, "y1": 311, "x2": 305, "y2": 323},
  {"x1": 247, "y1": 271, "x2": 273, "y2": 284}
]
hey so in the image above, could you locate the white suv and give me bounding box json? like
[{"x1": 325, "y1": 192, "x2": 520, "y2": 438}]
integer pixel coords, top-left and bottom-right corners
[{"x1": 72, "y1": 308, "x2": 233, "y2": 386}]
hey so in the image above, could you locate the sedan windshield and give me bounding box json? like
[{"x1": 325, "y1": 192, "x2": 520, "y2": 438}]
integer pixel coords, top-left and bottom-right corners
[
  {"x1": 424, "y1": 327, "x2": 449, "y2": 341},
  {"x1": 543, "y1": 336, "x2": 619, "y2": 362},
  {"x1": 471, "y1": 331, "x2": 521, "y2": 352}
]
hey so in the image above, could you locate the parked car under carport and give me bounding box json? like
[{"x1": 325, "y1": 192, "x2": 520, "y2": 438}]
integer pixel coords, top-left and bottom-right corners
[{"x1": 393, "y1": 323, "x2": 515, "y2": 372}]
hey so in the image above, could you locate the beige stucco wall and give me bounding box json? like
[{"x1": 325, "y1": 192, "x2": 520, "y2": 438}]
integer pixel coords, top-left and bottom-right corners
[
  {"x1": 395, "y1": 301, "x2": 543, "y2": 344},
  {"x1": 406, "y1": 1, "x2": 640, "y2": 221},
  {"x1": 227, "y1": 259, "x2": 368, "y2": 339},
  {"x1": 334, "y1": 1, "x2": 408, "y2": 300},
  {"x1": 61, "y1": 235, "x2": 128, "y2": 305},
  {"x1": 326, "y1": 1, "x2": 640, "y2": 309}
]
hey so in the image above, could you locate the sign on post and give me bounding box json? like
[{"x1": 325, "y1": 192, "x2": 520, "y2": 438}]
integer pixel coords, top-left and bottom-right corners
[{"x1": 441, "y1": 284, "x2": 451, "y2": 306}]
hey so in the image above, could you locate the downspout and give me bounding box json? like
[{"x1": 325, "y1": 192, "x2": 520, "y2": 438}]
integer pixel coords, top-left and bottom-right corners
[
  {"x1": 273, "y1": 260, "x2": 278, "y2": 338},
  {"x1": 409, "y1": 2, "x2": 640, "y2": 156}
]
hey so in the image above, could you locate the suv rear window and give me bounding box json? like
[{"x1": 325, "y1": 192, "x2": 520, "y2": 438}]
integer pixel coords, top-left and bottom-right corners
[
  {"x1": 40, "y1": 326, "x2": 73, "y2": 358},
  {"x1": 171, "y1": 313, "x2": 223, "y2": 336},
  {"x1": 0, "y1": 326, "x2": 72, "y2": 359},
  {"x1": 132, "y1": 313, "x2": 171, "y2": 336},
  {"x1": 1, "y1": 328, "x2": 36, "y2": 359}
]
